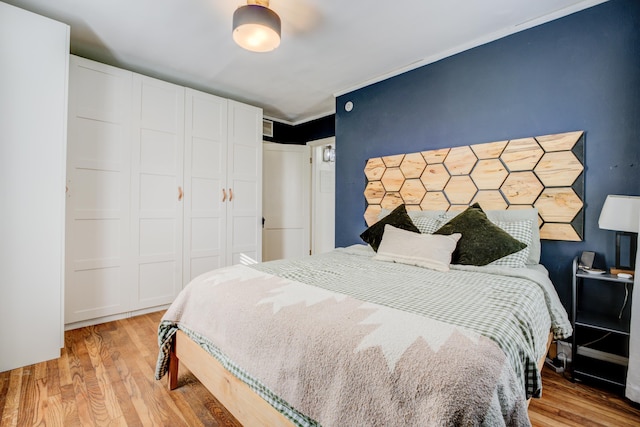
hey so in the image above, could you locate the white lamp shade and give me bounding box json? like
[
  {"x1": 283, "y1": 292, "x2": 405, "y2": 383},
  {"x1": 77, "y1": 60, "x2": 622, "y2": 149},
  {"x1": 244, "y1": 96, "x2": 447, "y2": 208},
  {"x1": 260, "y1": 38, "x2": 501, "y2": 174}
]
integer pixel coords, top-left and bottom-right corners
[
  {"x1": 598, "y1": 195, "x2": 640, "y2": 232},
  {"x1": 233, "y1": 5, "x2": 281, "y2": 52}
]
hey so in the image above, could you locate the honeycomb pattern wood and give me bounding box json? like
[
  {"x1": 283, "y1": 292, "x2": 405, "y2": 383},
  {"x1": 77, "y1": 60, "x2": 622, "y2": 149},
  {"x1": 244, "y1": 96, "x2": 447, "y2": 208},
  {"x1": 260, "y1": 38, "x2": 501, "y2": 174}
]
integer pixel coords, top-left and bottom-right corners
[{"x1": 363, "y1": 131, "x2": 585, "y2": 241}]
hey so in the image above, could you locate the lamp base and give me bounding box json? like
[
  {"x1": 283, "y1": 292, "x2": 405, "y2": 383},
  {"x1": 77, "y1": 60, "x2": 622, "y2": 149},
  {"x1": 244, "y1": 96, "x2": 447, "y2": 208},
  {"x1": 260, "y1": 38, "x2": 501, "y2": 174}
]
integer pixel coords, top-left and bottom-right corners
[
  {"x1": 609, "y1": 267, "x2": 635, "y2": 276},
  {"x1": 615, "y1": 231, "x2": 637, "y2": 271}
]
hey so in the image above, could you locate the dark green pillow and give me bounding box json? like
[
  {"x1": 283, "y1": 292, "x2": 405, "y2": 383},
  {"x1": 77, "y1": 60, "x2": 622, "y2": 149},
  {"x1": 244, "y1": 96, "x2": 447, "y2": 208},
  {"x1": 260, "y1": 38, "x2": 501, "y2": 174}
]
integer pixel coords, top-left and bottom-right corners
[
  {"x1": 433, "y1": 203, "x2": 526, "y2": 266},
  {"x1": 360, "y1": 204, "x2": 420, "y2": 252}
]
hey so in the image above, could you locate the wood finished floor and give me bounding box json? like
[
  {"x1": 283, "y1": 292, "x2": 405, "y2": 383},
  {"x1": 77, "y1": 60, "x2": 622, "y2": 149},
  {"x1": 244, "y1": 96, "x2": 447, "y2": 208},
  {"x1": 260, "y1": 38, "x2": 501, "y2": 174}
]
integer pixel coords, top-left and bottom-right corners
[{"x1": 1, "y1": 311, "x2": 639, "y2": 426}]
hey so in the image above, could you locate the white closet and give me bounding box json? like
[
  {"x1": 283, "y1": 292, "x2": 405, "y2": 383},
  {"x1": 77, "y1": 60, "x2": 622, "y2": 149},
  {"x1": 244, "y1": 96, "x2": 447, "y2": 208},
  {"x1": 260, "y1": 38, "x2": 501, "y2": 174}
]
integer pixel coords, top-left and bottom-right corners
[
  {"x1": 0, "y1": 3, "x2": 69, "y2": 372},
  {"x1": 66, "y1": 56, "x2": 262, "y2": 327}
]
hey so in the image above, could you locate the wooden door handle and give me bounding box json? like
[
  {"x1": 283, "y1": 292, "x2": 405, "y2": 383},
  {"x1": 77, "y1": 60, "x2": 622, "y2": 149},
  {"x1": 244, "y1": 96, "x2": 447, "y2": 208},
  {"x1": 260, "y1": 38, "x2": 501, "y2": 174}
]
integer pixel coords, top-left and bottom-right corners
[
  {"x1": 229, "y1": 188, "x2": 233, "y2": 201},
  {"x1": 222, "y1": 188, "x2": 227, "y2": 202},
  {"x1": 178, "y1": 186, "x2": 183, "y2": 201}
]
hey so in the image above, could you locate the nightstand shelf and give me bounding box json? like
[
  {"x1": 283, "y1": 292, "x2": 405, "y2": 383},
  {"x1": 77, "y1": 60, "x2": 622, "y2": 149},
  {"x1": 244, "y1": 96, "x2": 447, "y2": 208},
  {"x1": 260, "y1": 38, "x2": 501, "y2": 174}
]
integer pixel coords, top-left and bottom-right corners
[
  {"x1": 575, "y1": 312, "x2": 630, "y2": 335},
  {"x1": 571, "y1": 256, "x2": 634, "y2": 390},
  {"x1": 572, "y1": 356, "x2": 628, "y2": 388}
]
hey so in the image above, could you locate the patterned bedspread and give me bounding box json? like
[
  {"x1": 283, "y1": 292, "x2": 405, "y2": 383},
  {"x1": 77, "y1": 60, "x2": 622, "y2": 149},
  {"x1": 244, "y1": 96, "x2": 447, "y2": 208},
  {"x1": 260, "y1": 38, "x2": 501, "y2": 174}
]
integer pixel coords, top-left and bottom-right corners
[{"x1": 156, "y1": 245, "x2": 572, "y2": 426}]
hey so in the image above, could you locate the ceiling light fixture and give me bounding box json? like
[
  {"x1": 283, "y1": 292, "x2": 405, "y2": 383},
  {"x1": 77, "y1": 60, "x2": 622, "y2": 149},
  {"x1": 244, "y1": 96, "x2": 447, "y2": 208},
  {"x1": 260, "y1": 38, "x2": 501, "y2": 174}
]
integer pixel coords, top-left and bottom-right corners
[{"x1": 232, "y1": 0, "x2": 281, "y2": 53}]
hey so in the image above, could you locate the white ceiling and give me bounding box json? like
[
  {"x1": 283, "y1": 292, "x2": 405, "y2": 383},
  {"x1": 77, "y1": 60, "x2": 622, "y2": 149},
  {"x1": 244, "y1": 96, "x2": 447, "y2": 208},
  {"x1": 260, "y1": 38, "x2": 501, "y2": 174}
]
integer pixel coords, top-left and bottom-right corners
[{"x1": 6, "y1": 0, "x2": 606, "y2": 124}]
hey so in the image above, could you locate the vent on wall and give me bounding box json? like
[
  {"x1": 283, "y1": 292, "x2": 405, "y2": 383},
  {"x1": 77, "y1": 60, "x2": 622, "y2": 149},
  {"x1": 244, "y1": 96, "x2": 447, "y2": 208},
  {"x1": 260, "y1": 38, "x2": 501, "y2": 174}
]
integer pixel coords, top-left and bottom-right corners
[{"x1": 263, "y1": 119, "x2": 274, "y2": 137}]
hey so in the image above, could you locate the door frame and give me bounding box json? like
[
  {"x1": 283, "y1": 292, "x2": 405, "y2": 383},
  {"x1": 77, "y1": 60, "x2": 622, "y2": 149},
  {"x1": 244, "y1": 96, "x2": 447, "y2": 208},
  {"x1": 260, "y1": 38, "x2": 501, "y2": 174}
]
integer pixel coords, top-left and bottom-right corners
[{"x1": 307, "y1": 137, "x2": 336, "y2": 255}]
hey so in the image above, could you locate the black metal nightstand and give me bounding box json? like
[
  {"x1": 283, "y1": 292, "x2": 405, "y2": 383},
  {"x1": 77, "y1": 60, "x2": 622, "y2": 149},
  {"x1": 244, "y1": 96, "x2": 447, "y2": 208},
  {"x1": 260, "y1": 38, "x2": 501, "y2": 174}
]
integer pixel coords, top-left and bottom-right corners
[{"x1": 571, "y1": 256, "x2": 634, "y2": 389}]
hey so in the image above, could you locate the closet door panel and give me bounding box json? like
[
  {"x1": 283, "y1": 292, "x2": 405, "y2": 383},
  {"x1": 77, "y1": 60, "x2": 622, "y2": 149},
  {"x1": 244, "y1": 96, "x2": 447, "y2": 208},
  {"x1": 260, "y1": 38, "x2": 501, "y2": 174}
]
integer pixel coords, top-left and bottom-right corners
[
  {"x1": 74, "y1": 66, "x2": 128, "y2": 123},
  {"x1": 190, "y1": 257, "x2": 220, "y2": 280},
  {"x1": 190, "y1": 177, "x2": 224, "y2": 212},
  {"x1": 191, "y1": 218, "x2": 223, "y2": 252},
  {"x1": 139, "y1": 174, "x2": 177, "y2": 211},
  {"x1": 231, "y1": 214, "x2": 260, "y2": 265},
  {"x1": 229, "y1": 178, "x2": 260, "y2": 263},
  {"x1": 140, "y1": 129, "x2": 178, "y2": 172},
  {"x1": 70, "y1": 120, "x2": 123, "y2": 167},
  {"x1": 66, "y1": 57, "x2": 133, "y2": 324},
  {"x1": 192, "y1": 137, "x2": 225, "y2": 176},
  {"x1": 131, "y1": 75, "x2": 184, "y2": 309},
  {"x1": 72, "y1": 268, "x2": 122, "y2": 312},
  {"x1": 184, "y1": 89, "x2": 228, "y2": 283},
  {"x1": 74, "y1": 219, "x2": 121, "y2": 261},
  {"x1": 227, "y1": 100, "x2": 262, "y2": 265},
  {"x1": 73, "y1": 169, "x2": 121, "y2": 213},
  {"x1": 191, "y1": 97, "x2": 225, "y2": 139},
  {"x1": 138, "y1": 262, "x2": 176, "y2": 302}
]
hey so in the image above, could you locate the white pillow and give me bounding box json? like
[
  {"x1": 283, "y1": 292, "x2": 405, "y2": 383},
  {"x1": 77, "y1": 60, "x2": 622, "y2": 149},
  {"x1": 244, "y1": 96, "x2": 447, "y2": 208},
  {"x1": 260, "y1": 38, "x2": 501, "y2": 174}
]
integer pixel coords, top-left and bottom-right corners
[
  {"x1": 488, "y1": 219, "x2": 533, "y2": 268},
  {"x1": 374, "y1": 225, "x2": 462, "y2": 272}
]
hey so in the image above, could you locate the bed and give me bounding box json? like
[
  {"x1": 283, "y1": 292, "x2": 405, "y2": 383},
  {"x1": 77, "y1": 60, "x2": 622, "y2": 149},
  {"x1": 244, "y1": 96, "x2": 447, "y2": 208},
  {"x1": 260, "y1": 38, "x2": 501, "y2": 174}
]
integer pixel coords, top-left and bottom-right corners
[{"x1": 155, "y1": 204, "x2": 572, "y2": 426}]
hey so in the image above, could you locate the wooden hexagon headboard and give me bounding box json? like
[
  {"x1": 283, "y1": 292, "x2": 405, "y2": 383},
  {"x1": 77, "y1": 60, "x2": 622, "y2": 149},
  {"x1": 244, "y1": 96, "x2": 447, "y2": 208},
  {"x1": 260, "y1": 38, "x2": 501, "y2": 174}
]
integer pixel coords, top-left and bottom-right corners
[{"x1": 364, "y1": 131, "x2": 585, "y2": 241}]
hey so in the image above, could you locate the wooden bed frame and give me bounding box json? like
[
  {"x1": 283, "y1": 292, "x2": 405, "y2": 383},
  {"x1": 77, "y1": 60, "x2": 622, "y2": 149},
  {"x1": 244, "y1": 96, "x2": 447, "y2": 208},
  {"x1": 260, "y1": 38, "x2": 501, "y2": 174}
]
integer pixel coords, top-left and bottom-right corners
[
  {"x1": 167, "y1": 329, "x2": 554, "y2": 424},
  {"x1": 169, "y1": 330, "x2": 293, "y2": 426}
]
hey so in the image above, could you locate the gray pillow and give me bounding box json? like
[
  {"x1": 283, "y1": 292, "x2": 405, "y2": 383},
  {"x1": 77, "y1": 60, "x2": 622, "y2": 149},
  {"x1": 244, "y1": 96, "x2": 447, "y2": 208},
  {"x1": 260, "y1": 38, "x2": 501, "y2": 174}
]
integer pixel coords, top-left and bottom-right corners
[
  {"x1": 434, "y1": 203, "x2": 527, "y2": 266},
  {"x1": 485, "y1": 208, "x2": 540, "y2": 265}
]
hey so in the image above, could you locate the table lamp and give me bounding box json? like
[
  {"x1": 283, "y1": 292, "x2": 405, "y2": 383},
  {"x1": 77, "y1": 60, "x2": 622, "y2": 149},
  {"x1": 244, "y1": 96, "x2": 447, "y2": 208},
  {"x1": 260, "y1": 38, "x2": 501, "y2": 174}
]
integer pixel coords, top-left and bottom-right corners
[{"x1": 598, "y1": 195, "x2": 640, "y2": 274}]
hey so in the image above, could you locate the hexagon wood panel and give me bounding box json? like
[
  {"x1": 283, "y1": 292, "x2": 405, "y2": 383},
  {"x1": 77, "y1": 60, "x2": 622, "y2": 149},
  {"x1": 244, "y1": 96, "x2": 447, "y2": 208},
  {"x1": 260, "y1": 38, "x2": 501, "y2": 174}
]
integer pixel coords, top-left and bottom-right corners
[{"x1": 364, "y1": 131, "x2": 585, "y2": 241}]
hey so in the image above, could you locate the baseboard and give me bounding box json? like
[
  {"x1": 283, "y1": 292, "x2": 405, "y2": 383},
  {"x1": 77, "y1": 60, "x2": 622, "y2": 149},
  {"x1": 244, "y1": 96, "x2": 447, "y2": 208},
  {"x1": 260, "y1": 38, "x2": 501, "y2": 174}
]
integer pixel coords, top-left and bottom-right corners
[{"x1": 65, "y1": 304, "x2": 170, "y2": 331}]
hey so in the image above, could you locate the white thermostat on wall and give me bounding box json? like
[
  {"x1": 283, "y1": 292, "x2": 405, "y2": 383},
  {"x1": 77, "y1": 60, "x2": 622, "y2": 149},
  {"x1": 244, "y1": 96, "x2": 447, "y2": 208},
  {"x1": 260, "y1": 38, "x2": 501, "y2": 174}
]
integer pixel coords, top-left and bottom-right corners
[{"x1": 345, "y1": 101, "x2": 354, "y2": 112}]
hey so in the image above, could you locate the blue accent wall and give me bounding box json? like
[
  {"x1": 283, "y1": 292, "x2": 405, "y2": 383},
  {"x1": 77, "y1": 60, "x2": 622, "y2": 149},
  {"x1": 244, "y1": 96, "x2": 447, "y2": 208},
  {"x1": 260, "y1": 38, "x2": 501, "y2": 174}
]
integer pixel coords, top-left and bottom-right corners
[{"x1": 335, "y1": 0, "x2": 640, "y2": 306}]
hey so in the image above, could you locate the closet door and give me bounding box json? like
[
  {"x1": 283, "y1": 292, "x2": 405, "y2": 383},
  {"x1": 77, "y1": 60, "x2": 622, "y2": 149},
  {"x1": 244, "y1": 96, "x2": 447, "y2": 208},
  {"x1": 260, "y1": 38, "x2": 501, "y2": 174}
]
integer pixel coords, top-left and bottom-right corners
[
  {"x1": 183, "y1": 89, "x2": 228, "y2": 283},
  {"x1": 131, "y1": 75, "x2": 185, "y2": 309},
  {"x1": 227, "y1": 100, "x2": 263, "y2": 265},
  {"x1": 0, "y1": 3, "x2": 69, "y2": 371},
  {"x1": 66, "y1": 57, "x2": 133, "y2": 324}
]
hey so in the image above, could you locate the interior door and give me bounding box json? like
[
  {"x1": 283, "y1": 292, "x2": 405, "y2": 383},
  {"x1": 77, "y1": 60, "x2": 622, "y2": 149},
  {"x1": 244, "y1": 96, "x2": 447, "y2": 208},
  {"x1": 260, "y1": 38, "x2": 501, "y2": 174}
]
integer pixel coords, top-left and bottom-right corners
[{"x1": 262, "y1": 143, "x2": 310, "y2": 261}]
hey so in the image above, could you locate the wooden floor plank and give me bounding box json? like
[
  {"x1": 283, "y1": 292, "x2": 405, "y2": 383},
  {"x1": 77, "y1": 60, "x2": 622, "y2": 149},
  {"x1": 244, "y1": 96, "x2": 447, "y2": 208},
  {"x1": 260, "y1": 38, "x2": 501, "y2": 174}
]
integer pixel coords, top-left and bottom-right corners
[
  {"x1": 1, "y1": 310, "x2": 639, "y2": 426},
  {"x1": 530, "y1": 367, "x2": 640, "y2": 427},
  {"x1": 58, "y1": 383, "x2": 81, "y2": 427},
  {"x1": 16, "y1": 364, "x2": 37, "y2": 426},
  {"x1": 43, "y1": 392, "x2": 65, "y2": 427},
  {"x1": 98, "y1": 323, "x2": 145, "y2": 427},
  {"x1": 0, "y1": 367, "x2": 11, "y2": 423},
  {"x1": 66, "y1": 329, "x2": 98, "y2": 427},
  {"x1": 84, "y1": 326, "x2": 124, "y2": 424},
  {"x1": 1, "y1": 368, "x2": 23, "y2": 427}
]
